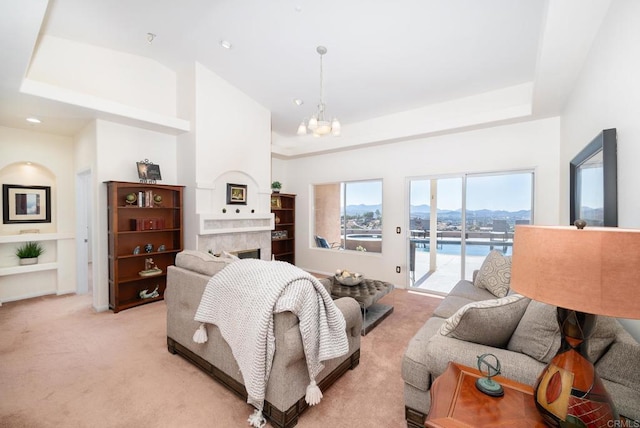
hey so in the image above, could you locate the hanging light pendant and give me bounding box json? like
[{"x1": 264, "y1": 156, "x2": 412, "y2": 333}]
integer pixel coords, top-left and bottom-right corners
[{"x1": 297, "y1": 46, "x2": 341, "y2": 137}]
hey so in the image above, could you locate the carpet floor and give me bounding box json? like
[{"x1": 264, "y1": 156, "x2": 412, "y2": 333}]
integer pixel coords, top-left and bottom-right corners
[{"x1": 0, "y1": 289, "x2": 441, "y2": 428}]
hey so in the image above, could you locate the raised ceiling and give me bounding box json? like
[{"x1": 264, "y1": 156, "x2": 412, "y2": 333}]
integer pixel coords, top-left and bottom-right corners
[{"x1": 0, "y1": 0, "x2": 612, "y2": 157}]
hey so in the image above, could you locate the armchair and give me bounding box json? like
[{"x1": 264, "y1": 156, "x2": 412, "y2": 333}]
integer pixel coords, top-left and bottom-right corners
[{"x1": 314, "y1": 235, "x2": 341, "y2": 249}]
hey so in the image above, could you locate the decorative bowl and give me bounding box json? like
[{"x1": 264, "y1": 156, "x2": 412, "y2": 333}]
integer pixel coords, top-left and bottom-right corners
[{"x1": 334, "y1": 269, "x2": 364, "y2": 286}]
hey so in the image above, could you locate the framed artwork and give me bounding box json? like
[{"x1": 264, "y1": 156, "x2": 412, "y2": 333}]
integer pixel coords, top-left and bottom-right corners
[
  {"x1": 226, "y1": 183, "x2": 247, "y2": 205},
  {"x1": 137, "y1": 160, "x2": 162, "y2": 183},
  {"x1": 3, "y1": 184, "x2": 51, "y2": 224},
  {"x1": 271, "y1": 195, "x2": 281, "y2": 208},
  {"x1": 569, "y1": 128, "x2": 617, "y2": 227}
]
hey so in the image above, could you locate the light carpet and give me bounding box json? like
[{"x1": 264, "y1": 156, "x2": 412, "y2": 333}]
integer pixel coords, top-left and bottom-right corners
[{"x1": 0, "y1": 289, "x2": 440, "y2": 428}]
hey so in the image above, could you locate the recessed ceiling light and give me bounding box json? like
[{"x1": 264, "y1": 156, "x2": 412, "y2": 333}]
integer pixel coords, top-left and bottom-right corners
[
  {"x1": 219, "y1": 40, "x2": 232, "y2": 49},
  {"x1": 26, "y1": 117, "x2": 41, "y2": 124},
  {"x1": 293, "y1": 99, "x2": 304, "y2": 106}
]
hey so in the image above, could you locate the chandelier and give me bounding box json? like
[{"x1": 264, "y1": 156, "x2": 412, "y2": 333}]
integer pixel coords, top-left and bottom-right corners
[{"x1": 297, "y1": 46, "x2": 341, "y2": 137}]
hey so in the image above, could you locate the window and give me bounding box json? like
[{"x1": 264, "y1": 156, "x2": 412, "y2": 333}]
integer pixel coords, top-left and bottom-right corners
[
  {"x1": 314, "y1": 180, "x2": 383, "y2": 253},
  {"x1": 408, "y1": 170, "x2": 533, "y2": 291}
]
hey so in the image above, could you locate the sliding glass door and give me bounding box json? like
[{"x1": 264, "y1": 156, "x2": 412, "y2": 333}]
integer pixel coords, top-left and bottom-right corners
[
  {"x1": 409, "y1": 177, "x2": 463, "y2": 293},
  {"x1": 408, "y1": 170, "x2": 533, "y2": 294}
]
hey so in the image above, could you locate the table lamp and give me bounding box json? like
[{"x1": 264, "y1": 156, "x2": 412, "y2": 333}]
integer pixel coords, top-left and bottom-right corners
[{"x1": 511, "y1": 223, "x2": 640, "y2": 427}]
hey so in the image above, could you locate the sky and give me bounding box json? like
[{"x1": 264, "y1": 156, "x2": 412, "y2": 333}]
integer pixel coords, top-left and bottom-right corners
[
  {"x1": 410, "y1": 173, "x2": 533, "y2": 212},
  {"x1": 339, "y1": 173, "x2": 536, "y2": 212},
  {"x1": 334, "y1": 169, "x2": 602, "y2": 216},
  {"x1": 341, "y1": 181, "x2": 383, "y2": 205},
  {"x1": 579, "y1": 166, "x2": 603, "y2": 209}
]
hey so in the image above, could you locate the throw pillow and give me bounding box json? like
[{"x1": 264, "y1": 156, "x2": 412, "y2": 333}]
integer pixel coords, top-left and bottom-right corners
[
  {"x1": 175, "y1": 250, "x2": 234, "y2": 277},
  {"x1": 507, "y1": 300, "x2": 559, "y2": 363},
  {"x1": 474, "y1": 250, "x2": 512, "y2": 297},
  {"x1": 438, "y1": 294, "x2": 530, "y2": 348},
  {"x1": 507, "y1": 300, "x2": 621, "y2": 363},
  {"x1": 595, "y1": 340, "x2": 640, "y2": 390}
]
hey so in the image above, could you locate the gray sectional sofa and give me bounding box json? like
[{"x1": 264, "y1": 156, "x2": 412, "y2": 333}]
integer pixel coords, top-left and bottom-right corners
[
  {"x1": 402, "y1": 252, "x2": 640, "y2": 427},
  {"x1": 165, "y1": 250, "x2": 362, "y2": 428}
]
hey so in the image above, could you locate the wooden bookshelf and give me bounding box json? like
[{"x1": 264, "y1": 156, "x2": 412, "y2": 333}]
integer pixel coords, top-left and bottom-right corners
[
  {"x1": 106, "y1": 181, "x2": 184, "y2": 312},
  {"x1": 271, "y1": 193, "x2": 295, "y2": 265}
]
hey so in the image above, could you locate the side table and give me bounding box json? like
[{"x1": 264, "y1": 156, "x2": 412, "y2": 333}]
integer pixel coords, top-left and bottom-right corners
[{"x1": 426, "y1": 362, "x2": 545, "y2": 428}]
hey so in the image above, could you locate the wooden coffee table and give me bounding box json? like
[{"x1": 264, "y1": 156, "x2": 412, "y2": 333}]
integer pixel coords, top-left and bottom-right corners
[{"x1": 426, "y1": 362, "x2": 546, "y2": 427}]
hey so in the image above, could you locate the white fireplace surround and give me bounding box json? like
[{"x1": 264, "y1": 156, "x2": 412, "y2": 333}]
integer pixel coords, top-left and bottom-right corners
[
  {"x1": 197, "y1": 214, "x2": 273, "y2": 260},
  {"x1": 195, "y1": 171, "x2": 274, "y2": 260}
]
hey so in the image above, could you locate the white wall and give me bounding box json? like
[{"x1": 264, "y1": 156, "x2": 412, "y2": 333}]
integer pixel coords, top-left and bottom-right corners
[
  {"x1": 0, "y1": 126, "x2": 76, "y2": 302},
  {"x1": 92, "y1": 119, "x2": 178, "y2": 311},
  {"x1": 177, "y1": 63, "x2": 272, "y2": 250},
  {"x1": 276, "y1": 117, "x2": 561, "y2": 286},
  {"x1": 271, "y1": 157, "x2": 289, "y2": 192},
  {"x1": 560, "y1": 0, "x2": 640, "y2": 339},
  {"x1": 28, "y1": 36, "x2": 178, "y2": 117}
]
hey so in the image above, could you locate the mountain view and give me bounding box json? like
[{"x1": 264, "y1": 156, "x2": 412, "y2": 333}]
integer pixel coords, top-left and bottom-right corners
[{"x1": 345, "y1": 204, "x2": 531, "y2": 221}]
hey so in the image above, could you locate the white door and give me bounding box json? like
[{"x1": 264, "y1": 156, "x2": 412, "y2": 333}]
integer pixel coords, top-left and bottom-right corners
[{"x1": 76, "y1": 170, "x2": 92, "y2": 294}]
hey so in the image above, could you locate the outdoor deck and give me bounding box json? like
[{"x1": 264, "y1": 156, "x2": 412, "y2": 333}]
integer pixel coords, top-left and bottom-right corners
[{"x1": 409, "y1": 235, "x2": 512, "y2": 294}]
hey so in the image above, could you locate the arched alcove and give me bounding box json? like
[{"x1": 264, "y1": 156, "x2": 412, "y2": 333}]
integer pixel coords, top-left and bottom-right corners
[
  {"x1": 0, "y1": 161, "x2": 57, "y2": 234},
  {"x1": 0, "y1": 161, "x2": 75, "y2": 305}
]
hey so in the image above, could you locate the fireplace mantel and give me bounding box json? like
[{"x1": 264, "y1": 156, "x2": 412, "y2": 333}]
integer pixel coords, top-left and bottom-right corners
[{"x1": 198, "y1": 213, "x2": 274, "y2": 235}]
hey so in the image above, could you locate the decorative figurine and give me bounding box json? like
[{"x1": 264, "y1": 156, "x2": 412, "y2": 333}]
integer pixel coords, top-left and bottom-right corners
[
  {"x1": 144, "y1": 243, "x2": 153, "y2": 253},
  {"x1": 475, "y1": 353, "x2": 504, "y2": 397},
  {"x1": 138, "y1": 258, "x2": 162, "y2": 277},
  {"x1": 125, "y1": 193, "x2": 137, "y2": 205},
  {"x1": 139, "y1": 285, "x2": 159, "y2": 299},
  {"x1": 157, "y1": 244, "x2": 166, "y2": 252}
]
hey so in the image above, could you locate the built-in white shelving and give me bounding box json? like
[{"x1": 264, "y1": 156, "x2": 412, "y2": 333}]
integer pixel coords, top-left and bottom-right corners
[
  {"x1": 0, "y1": 262, "x2": 58, "y2": 277},
  {"x1": 0, "y1": 232, "x2": 73, "y2": 243},
  {"x1": 0, "y1": 232, "x2": 74, "y2": 277}
]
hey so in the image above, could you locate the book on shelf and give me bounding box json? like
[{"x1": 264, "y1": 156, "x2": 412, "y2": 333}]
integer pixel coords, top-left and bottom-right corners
[{"x1": 136, "y1": 190, "x2": 157, "y2": 207}]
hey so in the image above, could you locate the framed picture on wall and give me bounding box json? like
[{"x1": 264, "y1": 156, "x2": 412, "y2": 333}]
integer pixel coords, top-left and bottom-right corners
[
  {"x1": 226, "y1": 183, "x2": 247, "y2": 205},
  {"x1": 2, "y1": 184, "x2": 52, "y2": 224}
]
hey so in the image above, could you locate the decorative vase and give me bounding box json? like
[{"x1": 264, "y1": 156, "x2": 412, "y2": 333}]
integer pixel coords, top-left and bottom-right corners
[
  {"x1": 533, "y1": 309, "x2": 617, "y2": 426},
  {"x1": 19, "y1": 257, "x2": 38, "y2": 265}
]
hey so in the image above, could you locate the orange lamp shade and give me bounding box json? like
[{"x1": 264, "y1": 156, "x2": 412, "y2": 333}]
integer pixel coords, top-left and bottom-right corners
[{"x1": 511, "y1": 225, "x2": 640, "y2": 320}]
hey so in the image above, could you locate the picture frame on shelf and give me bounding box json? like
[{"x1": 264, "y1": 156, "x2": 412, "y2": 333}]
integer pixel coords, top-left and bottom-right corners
[
  {"x1": 272, "y1": 230, "x2": 288, "y2": 240},
  {"x1": 271, "y1": 195, "x2": 281, "y2": 208},
  {"x1": 226, "y1": 183, "x2": 247, "y2": 205},
  {"x1": 2, "y1": 184, "x2": 51, "y2": 224},
  {"x1": 137, "y1": 160, "x2": 162, "y2": 183}
]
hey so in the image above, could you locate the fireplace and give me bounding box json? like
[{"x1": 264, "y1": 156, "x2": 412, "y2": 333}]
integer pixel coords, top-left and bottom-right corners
[
  {"x1": 197, "y1": 213, "x2": 273, "y2": 261},
  {"x1": 232, "y1": 248, "x2": 261, "y2": 259}
]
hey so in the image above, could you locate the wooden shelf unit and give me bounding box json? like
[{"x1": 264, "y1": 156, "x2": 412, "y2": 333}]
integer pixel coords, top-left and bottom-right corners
[
  {"x1": 106, "y1": 181, "x2": 184, "y2": 313},
  {"x1": 271, "y1": 193, "x2": 295, "y2": 265}
]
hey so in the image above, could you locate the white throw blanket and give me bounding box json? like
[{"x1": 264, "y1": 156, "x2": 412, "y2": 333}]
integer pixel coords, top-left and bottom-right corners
[{"x1": 193, "y1": 259, "x2": 348, "y2": 427}]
